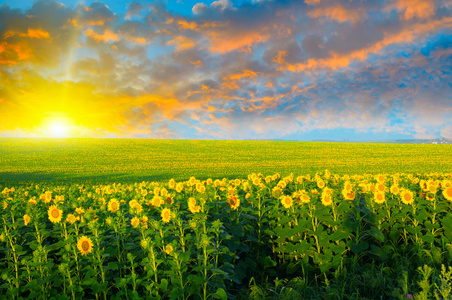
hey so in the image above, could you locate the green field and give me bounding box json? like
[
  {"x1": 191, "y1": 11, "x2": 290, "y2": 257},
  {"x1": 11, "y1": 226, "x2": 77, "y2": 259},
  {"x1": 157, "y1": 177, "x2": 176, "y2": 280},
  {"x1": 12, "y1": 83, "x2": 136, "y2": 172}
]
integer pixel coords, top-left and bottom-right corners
[{"x1": 1, "y1": 138, "x2": 452, "y2": 185}]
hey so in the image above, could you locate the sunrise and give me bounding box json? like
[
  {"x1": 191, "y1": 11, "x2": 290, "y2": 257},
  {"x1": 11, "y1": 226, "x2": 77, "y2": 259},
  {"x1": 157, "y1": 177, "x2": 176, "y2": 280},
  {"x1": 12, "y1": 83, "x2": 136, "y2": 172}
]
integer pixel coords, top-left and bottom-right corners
[
  {"x1": 1, "y1": 0, "x2": 452, "y2": 299},
  {"x1": 0, "y1": 0, "x2": 450, "y2": 140}
]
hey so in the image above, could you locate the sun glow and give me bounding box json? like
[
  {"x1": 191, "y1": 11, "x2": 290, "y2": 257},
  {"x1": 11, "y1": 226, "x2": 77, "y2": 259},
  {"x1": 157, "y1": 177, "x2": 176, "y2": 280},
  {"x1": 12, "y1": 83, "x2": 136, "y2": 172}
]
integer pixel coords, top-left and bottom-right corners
[{"x1": 42, "y1": 116, "x2": 73, "y2": 138}]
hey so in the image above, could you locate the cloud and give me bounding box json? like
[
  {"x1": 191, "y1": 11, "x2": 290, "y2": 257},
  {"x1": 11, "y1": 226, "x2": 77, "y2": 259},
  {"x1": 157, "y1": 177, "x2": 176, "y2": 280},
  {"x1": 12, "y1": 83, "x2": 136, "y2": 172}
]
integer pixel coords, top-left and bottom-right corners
[
  {"x1": 307, "y1": 4, "x2": 366, "y2": 23},
  {"x1": 192, "y1": 3, "x2": 208, "y2": 15},
  {"x1": 192, "y1": 0, "x2": 236, "y2": 15},
  {"x1": 0, "y1": 0, "x2": 451, "y2": 140},
  {"x1": 125, "y1": 2, "x2": 144, "y2": 20},
  {"x1": 387, "y1": 0, "x2": 436, "y2": 20}
]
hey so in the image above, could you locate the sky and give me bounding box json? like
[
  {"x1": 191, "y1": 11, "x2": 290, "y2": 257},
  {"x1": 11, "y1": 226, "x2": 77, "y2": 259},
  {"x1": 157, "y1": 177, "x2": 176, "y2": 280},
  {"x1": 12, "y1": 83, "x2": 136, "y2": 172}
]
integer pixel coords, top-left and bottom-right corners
[{"x1": 0, "y1": 0, "x2": 451, "y2": 141}]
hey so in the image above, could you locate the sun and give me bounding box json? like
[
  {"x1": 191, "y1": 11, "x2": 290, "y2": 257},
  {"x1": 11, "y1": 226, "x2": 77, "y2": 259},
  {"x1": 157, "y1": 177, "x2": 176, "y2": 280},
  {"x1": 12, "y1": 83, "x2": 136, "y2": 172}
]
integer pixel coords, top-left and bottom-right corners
[
  {"x1": 42, "y1": 116, "x2": 73, "y2": 138},
  {"x1": 49, "y1": 121, "x2": 68, "y2": 138}
]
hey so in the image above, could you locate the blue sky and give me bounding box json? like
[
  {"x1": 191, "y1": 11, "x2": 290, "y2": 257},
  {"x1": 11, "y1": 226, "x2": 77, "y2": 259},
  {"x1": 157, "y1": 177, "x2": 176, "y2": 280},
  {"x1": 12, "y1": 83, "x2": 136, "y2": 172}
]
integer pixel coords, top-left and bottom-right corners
[{"x1": 0, "y1": 0, "x2": 451, "y2": 140}]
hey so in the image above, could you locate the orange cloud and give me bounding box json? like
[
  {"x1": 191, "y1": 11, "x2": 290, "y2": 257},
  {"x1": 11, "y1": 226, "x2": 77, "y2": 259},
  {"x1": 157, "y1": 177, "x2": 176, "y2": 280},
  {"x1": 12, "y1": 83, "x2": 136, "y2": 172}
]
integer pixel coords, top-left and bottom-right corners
[
  {"x1": 308, "y1": 5, "x2": 365, "y2": 23},
  {"x1": 4, "y1": 28, "x2": 50, "y2": 39},
  {"x1": 388, "y1": 0, "x2": 435, "y2": 20},
  {"x1": 166, "y1": 35, "x2": 196, "y2": 52},
  {"x1": 84, "y1": 28, "x2": 119, "y2": 43},
  {"x1": 178, "y1": 20, "x2": 198, "y2": 31},
  {"x1": 0, "y1": 41, "x2": 33, "y2": 65},
  {"x1": 26, "y1": 28, "x2": 50, "y2": 39},
  {"x1": 207, "y1": 30, "x2": 270, "y2": 53},
  {"x1": 221, "y1": 69, "x2": 260, "y2": 90},
  {"x1": 126, "y1": 36, "x2": 147, "y2": 44},
  {"x1": 277, "y1": 16, "x2": 452, "y2": 72}
]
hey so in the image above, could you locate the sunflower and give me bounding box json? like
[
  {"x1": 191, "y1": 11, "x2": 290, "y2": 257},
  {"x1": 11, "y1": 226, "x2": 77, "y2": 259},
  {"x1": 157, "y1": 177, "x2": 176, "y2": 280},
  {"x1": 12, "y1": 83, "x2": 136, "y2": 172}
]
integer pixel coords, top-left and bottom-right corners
[
  {"x1": 140, "y1": 239, "x2": 149, "y2": 250},
  {"x1": 317, "y1": 180, "x2": 325, "y2": 189},
  {"x1": 77, "y1": 236, "x2": 93, "y2": 256},
  {"x1": 296, "y1": 176, "x2": 304, "y2": 184},
  {"x1": 426, "y1": 193, "x2": 435, "y2": 201},
  {"x1": 321, "y1": 192, "x2": 333, "y2": 206},
  {"x1": 252, "y1": 177, "x2": 261, "y2": 186},
  {"x1": 151, "y1": 196, "x2": 162, "y2": 208},
  {"x1": 300, "y1": 193, "x2": 311, "y2": 204},
  {"x1": 176, "y1": 182, "x2": 184, "y2": 193},
  {"x1": 165, "y1": 196, "x2": 174, "y2": 205},
  {"x1": 278, "y1": 180, "x2": 287, "y2": 189},
  {"x1": 28, "y1": 198, "x2": 37, "y2": 205},
  {"x1": 227, "y1": 196, "x2": 240, "y2": 210},
  {"x1": 165, "y1": 244, "x2": 173, "y2": 255},
  {"x1": 390, "y1": 185, "x2": 400, "y2": 195},
  {"x1": 343, "y1": 181, "x2": 353, "y2": 193},
  {"x1": 188, "y1": 197, "x2": 197, "y2": 207},
  {"x1": 108, "y1": 198, "x2": 120, "y2": 212},
  {"x1": 373, "y1": 192, "x2": 385, "y2": 204},
  {"x1": 168, "y1": 179, "x2": 176, "y2": 189},
  {"x1": 272, "y1": 187, "x2": 283, "y2": 198},
  {"x1": 376, "y1": 174, "x2": 386, "y2": 183},
  {"x1": 131, "y1": 217, "x2": 140, "y2": 228},
  {"x1": 400, "y1": 189, "x2": 414, "y2": 205},
  {"x1": 280, "y1": 196, "x2": 293, "y2": 209},
  {"x1": 342, "y1": 189, "x2": 355, "y2": 200},
  {"x1": 44, "y1": 191, "x2": 52, "y2": 203},
  {"x1": 196, "y1": 183, "x2": 206, "y2": 194},
  {"x1": 66, "y1": 214, "x2": 77, "y2": 224},
  {"x1": 132, "y1": 203, "x2": 143, "y2": 214},
  {"x1": 48, "y1": 205, "x2": 63, "y2": 223},
  {"x1": 160, "y1": 188, "x2": 168, "y2": 197},
  {"x1": 358, "y1": 184, "x2": 367, "y2": 194},
  {"x1": 23, "y1": 214, "x2": 31, "y2": 226},
  {"x1": 376, "y1": 183, "x2": 386, "y2": 193},
  {"x1": 189, "y1": 204, "x2": 201, "y2": 214},
  {"x1": 141, "y1": 215, "x2": 149, "y2": 229},
  {"x1": 443, "y1": 187, "x2": 452, "y2": 201},
  {"x1": 75, "y1": 207, "x2": 85, "y2": 215},
  {"x1": 161, "y1": 208, "x2": 172, "y2": 223},
  {"x1": 189, "y1": 177, "x2": 196, "y2": 186}
]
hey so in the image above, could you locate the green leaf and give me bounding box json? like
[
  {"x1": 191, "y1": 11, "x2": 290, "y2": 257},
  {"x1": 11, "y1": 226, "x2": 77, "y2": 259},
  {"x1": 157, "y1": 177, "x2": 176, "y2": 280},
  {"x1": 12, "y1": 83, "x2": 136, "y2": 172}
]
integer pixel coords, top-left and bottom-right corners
[
  {"x1": 210, "y1": 268, "x2": 228, "y2": 276},
  {"x1": 170, "y1": 288, "x2": 184, "y2": 299},
  {"x1": 158, "y1": 278, "x2": 168, "y2": 292},
  {"x1": 213, "y1": 288, "x2": 228, "y2": 300},
  {"x1": 286, "y1": 262, "x2": 300, "y2": 274},
  {"x1": 368, "y1": 227, "x2": 385, "y2": 243},
  {"x1": 108, "y1": 262, "x2": 118, "y2": 270},
  {"x1": 262, "y1": 256, "x2": 277, "y2": 267},
  {"x1": 421, "y1": 232, "x2": 435, "y2": 244},
  {"x1": 349, "y1": 241, "x2": 369, "y2": 254},
  {"x1": 187, "y1": 274, "x2": 203, "y2": 285},
  {"x1": 329, "y1": 230, "x2": 350, "y2": 242}
]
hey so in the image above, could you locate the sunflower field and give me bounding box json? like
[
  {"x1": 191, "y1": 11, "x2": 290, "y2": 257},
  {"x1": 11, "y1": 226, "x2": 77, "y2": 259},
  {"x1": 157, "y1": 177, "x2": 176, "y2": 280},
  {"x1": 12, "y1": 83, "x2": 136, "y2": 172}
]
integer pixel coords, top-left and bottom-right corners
[{"x1": 2, "y1": 171, "x2": 452, "y2": 299}]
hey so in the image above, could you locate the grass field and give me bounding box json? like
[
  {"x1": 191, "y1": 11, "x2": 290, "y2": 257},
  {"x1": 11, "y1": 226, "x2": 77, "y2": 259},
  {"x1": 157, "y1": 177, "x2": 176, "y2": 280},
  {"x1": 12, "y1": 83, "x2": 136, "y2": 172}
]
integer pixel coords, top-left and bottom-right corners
[
  {"x1": 2, "y1": 138, "x2": 452, "y2": 299},
  {"x1": 1, "y1": 138, "x2": 451, "y2": 185}
]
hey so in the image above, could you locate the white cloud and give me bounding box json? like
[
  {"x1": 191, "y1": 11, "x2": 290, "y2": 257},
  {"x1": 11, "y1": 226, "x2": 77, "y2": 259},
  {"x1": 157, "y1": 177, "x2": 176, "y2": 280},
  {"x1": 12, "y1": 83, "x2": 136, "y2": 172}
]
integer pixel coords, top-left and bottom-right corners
[
  {"x1": 211, "y1": 0, "x2": 235, "y2": 11},
  {"x1": 192, "y1": 2, "x2": 208, "y2": 14}
]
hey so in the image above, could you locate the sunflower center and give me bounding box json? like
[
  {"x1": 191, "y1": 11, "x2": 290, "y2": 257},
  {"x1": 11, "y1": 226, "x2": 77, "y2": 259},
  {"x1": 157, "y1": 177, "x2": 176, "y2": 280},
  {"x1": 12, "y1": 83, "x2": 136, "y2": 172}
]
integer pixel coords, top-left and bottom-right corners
[
  {"x1": 82, "y1": 241, "x2": 90, "y2": 251},
  {"x1": 52, "y1": 210, "x2": 59, "y2": 218},
  {"x1": 404, "y1": 194, "x2": 411, "y2": 201}
]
